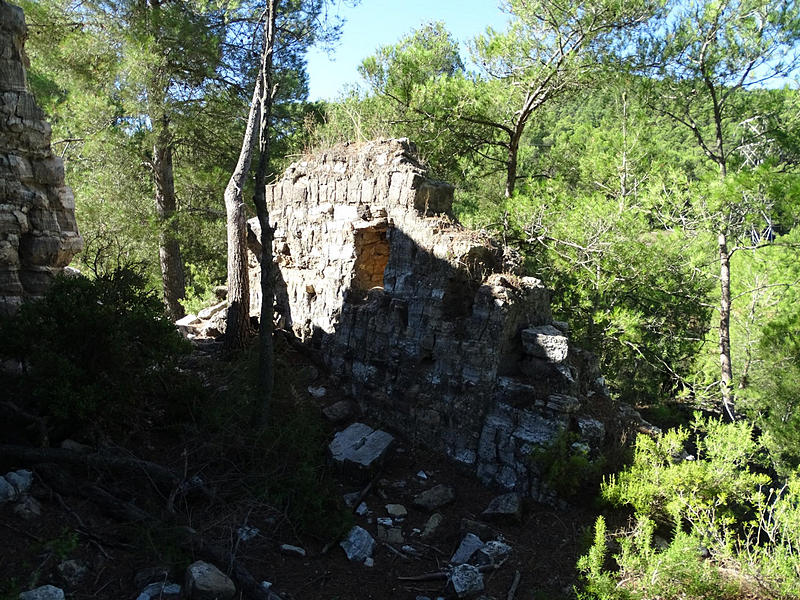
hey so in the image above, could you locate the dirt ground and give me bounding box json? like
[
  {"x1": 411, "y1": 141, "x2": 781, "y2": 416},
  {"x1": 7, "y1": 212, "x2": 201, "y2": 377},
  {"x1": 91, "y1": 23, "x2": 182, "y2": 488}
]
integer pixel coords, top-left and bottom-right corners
[{"x1": 0, "y1": 339, "x2": 596, "y2": 600}]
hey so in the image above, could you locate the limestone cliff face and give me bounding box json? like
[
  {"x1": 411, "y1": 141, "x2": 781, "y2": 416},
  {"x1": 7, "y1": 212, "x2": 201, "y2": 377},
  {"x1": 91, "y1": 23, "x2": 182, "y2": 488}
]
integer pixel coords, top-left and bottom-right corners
[
  {"x1": 0, "y1": 1, "x2": 83, "y2": 315},
  {"x1": 250, "y1": 139, "x2": 616, "y2": 500}
]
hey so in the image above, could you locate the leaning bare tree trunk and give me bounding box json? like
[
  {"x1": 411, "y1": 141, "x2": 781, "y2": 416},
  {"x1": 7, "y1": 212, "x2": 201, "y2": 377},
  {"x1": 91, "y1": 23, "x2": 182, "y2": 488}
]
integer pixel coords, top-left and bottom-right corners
[
  {"x1": 251, "y1": 0, "x2": 278, "y2": 428},
  {"x1": 153, "y1": 119, "x2": 186, "y2": 320},
  {"x1": 224, "y1": 76, "x2": 264, "y2": 351},
  {"x1": 718, "y1": 231, "x2": 735, "y2": 421}
]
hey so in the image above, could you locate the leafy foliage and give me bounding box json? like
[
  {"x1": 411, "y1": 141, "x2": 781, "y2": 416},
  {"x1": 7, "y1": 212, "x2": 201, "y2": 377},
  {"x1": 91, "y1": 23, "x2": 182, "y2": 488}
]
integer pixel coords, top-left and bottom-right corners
[
  {"x1": 0, "y1": 269, "x2": 190, "y2": 438},
  {"x1": 579, "y1": 418, "x2": 800, "y2": 599},
  {"x1": 532, "y1": 430, "x2": 606, "y2": 499}
]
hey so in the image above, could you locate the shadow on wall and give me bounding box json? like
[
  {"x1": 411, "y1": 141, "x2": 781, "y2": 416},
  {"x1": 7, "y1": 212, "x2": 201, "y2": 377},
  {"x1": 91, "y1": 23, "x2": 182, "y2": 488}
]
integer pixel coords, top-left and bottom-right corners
[{"x1": 247, "y1": 139, "x2": 614, "y2": 499}]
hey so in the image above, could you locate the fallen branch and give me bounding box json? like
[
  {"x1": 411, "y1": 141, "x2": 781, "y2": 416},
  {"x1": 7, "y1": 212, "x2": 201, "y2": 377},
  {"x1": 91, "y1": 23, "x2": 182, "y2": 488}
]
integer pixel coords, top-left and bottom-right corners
[
  {"x1": 0, "y1": 444, "x2": 180, "y2": 493},
  {"x1": 507, "y1": 570, "x2": 521, "y2": 600},
  {"x1": 351, "y1": 472, "x2": 381, "y2": 514},
  {"x1": 397, "y1": 572, "x2": 448, "y2": 582},
  {"x1": 381, "y1": 542, "x2": 411, "y2": 560},
  {"x1": 36, "y1": 463, "x2": 280, "y2": 600},
  {"x1": 398, "y1": 559, "x2": 509, "y2": 582}
]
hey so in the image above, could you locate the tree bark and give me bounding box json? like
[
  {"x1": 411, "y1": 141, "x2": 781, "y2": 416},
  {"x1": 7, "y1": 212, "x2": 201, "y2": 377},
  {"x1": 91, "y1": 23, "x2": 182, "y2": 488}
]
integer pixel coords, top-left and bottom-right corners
[
  {"x1": 224, "y1": 76, "x2": 264, "y2": 351},
  {"x1": 153, "y1": 120, "x2": 186, "y2": 320},
  {"x1": 505, "y1": 133, "x2": 520, "y2": 199},
  {"x1": 251, "y1": 0, "x2": 278, "y2": 428},
  {"x1": 718, "y1": 231, "x2": 735, "y2": 421}
]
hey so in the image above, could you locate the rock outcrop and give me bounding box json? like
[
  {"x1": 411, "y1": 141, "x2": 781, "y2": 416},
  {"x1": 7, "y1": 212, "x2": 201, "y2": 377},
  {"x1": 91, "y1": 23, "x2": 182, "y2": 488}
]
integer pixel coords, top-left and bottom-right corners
[
  {"x1": 250, "y1": 139, "x2": 616, "y2": 500},
  {"x1": 0, "y1": 1, "x2": 83, "y2": 315}
]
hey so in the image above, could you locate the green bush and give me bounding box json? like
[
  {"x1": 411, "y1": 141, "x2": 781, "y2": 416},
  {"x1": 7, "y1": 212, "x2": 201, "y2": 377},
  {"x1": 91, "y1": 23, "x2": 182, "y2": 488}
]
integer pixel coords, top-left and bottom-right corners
[
  {"x1": 578, "y1": 417, "x2": 800, "y2": 599},
  {"x1": 532, "y1": 430, "x2": 606, "y2": 499},
  {"x1": 0, "y1": 268, "x2": 190, "y2": 439},
  {"x1": 191, "y1": 344, "x2": 353, "y2": 540}
]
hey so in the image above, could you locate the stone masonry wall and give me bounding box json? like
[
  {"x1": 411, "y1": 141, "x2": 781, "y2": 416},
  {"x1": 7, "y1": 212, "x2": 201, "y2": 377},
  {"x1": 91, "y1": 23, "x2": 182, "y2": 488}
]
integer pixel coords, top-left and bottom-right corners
[
  {"x1": 250, "y1": 139, "x2": 613, "y2": 500},
  {"x1": 0, "y1": 1, "x2": 83, "y2": 315}
]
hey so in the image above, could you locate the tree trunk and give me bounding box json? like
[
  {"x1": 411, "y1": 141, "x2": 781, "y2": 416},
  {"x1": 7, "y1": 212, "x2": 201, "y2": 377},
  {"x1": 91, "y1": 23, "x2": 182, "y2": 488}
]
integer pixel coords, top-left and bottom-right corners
[
  {"x1": 718, "y1": 231, "x2": 735, "y2": 421},
  {"x1": 153, "y1": 123, "x2": 185, "y2": 321},
  {"x1": 224, "y1": 76, "x2": 264, "y2": 351},
  {"x1": 251, "y1": 0, "x2": 278, "y2": 428},
  {"x1": 505, "y1": 134, "x2": 520, "y2": 199}
]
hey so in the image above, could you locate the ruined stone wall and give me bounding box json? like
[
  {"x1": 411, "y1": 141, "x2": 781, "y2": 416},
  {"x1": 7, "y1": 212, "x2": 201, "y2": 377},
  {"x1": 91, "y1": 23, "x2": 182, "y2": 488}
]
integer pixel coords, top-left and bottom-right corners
[
  {"x1": 251, "y1": 139, "x2": 613, "y2": 500},
  {"x1": 0, "y1": 1, "x2": 83, "y2": 315}
]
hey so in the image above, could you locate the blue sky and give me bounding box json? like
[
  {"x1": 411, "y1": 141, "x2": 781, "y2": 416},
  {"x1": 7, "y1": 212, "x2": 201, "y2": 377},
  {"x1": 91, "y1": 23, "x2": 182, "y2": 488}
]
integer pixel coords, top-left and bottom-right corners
[{"x1": 305, "y1": 0, "x2": 509, "y2": 101}]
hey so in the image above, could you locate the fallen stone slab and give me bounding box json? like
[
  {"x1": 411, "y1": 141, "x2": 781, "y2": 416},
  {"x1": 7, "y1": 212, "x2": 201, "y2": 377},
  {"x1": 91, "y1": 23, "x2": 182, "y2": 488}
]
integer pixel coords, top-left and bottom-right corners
[
  {"x1": 472, "y1": 540, "x2": 512, "y2": 567},
  {"x1": 14, "y1": 495, "x2": 41, "y2": 519},
  {"x1": 175, "y1": 313, "x2": 200, "y2": 335},
  {"x1": 421, "y1": 512, "x2": 443, "y2": 538},
  {"x1": 184, "y1": 561, "x2": 236, "y2": 600},
  {"x1": 450, "y1": 533, "x2": 485, "y2": 565},
  {"x1": 329, "y1": 422, "x2": 394, "y2": 468},
  {"x1": 0, "y1": 476, "x2": 16, "y2": 502},
  {"x1": 197, "y1": 301, "x2": 227, "y2": 321},
  {"x1": 340, "y1": 525, "x2": 376, "y2": 563},
  {"x1": 460, "y1": 518, "x2": 497, "y2": 542},
  {"x1": 376, "y1": 517, "x2": 404, "y2": 544},
  {"x1": 322, "y1": 400, "x2": 355, "y2": 423},
  {"x1": 448, "y1": 564, "x2": 484, "y2": 598},
  {"x1": 136, "y1": 582, "x2": 181, "y2": 600},
  {"x1": 18, "y1": 586, "x2": 65, "y2": 600},
  {"x1": 385, "y1": 503, "x2": 407, "y2": 518},
  {"x1": 6, "y1": 469, "x2": 33, "y2": 494},
  {"x1": 413, "y1": 484, "x2": 455, "y2": 511},
  {"x1": 481, "y1": 493, "x2": 522, "y2": 523}
]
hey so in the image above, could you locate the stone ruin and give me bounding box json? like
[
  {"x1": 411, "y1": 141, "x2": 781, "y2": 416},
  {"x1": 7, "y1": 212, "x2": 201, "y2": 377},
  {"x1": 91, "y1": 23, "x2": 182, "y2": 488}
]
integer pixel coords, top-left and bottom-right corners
[
  {"x1": 0, "y1": 1, "x2": 83, "y2": 315},
  {"x1": 249, "y1": 138, "x2": 622, "y2": 501}
]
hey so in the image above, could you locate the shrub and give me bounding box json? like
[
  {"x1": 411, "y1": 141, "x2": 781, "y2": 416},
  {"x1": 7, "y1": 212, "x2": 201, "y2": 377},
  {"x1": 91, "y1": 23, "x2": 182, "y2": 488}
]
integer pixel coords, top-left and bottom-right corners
[
  {"x1": 0, "y1": 268, "x2": 190, "y2": 439},
  {"x1": 532, "y1": 430, "x2": 606, "y2": 499},
  {"x1": 579, "y1": 417, "x2": 800, "y2": 599}
]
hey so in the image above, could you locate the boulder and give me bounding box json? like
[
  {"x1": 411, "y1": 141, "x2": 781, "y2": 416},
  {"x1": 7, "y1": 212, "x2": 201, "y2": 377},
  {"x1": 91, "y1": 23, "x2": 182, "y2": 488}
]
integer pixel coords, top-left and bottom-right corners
[
  {"x1": 481, "y1": 493, "x2": 522, "y2": 523},
  {"x1": 322, "y1": 400, "x2": 355, "y2": 423},
  {"x1": 413, "y1": 484, "x2": 455, "y2": 511},
  {"x1": 6, "y1": 469, "x2": 33, "y2": 494},
  {"x1": 184, "y1": 561, "x2": 236, "y2": 600},
  {"x1": 57, "y1": 559, "x2": 87, "y2": 586},
  {"x1": 521, "y1": 325, "x2": 569, "y2": 362}
]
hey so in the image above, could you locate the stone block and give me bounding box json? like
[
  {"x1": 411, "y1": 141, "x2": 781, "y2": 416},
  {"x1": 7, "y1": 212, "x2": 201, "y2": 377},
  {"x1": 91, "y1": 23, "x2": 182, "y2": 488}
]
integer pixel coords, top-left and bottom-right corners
[
  {"x1": 448, "y1": 564, "x2": 484, "y2": 598},
  {"x1": 521, "y1": 325, "x2": 569, "y2": 362},
  {"x1": 329, "y1": 422, "x2": 394, "y2": 468},
  {"x1": 32, "y1": 157, "x2": 64, "y2": 185},
  {"x1": 450, "y1": 533, "x2": 484, "y2": 565},
  {"x1": 340, "y1": 525, "x2": 375, "y2": 563},
  {"x1": 481, "y1": 493, "x2": 522, "y2": 523},
  {"x1": 413, "y1": 484, "x2": 455, "y2": 511}
]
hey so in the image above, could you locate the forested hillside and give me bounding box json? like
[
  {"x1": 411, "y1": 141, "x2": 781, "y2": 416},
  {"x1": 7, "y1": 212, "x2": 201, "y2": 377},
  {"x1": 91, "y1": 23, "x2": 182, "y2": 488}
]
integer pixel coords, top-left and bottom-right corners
[{"x1": 5, "y1": 0, "x2": 800, "y2": 598}]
